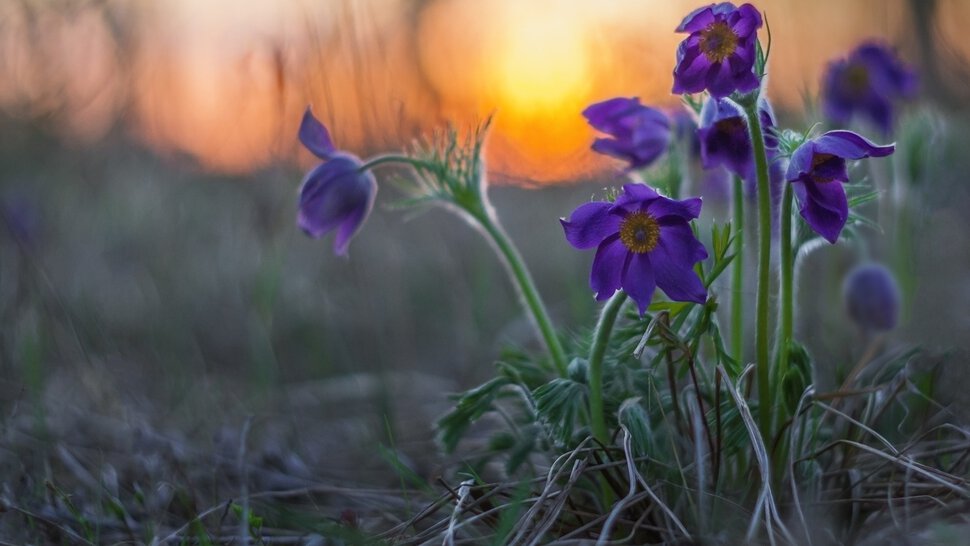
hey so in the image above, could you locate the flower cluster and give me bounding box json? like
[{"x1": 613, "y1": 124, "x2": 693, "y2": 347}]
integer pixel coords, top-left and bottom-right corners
[
  {"x1": 295, "y1": 1, "x2": 902, "y2": 338},
  {"x1": 291, "y1": 5, "x2": 929, "y2": 522}
]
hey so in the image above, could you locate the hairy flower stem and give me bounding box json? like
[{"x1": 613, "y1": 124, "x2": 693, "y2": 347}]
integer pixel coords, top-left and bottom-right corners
[
  {"x1": 364, "y1": 149, "x2": 569, "y2": 376},
  {"x1": 743, "y1": 101, "x2": 773, "y2": 440},
  {"x1": 477, "y1": 214, "x2": 569, "y2": 377},
  {"x1": 776, "y1": 183, "x2": 794, "y2": 396},
  {"x1": 731, "y1": 175, "x2": 744, "y2": 367},
  {"x1": 357, "y1": 154, "x2": 428, "y2": 172},
  {"x1": 588, "y1": 292, "x2": 628, "y2": 445}
]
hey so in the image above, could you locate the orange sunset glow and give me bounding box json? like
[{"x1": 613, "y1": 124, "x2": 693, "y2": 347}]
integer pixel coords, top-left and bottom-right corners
[{"x1": 1, "y1": 0, "x2": 967, "y2": 182}]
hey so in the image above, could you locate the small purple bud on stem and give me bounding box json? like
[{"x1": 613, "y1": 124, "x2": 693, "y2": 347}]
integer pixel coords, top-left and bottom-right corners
[{"x1": 843, "y1": 263, "x2": 901, "y2": 332}]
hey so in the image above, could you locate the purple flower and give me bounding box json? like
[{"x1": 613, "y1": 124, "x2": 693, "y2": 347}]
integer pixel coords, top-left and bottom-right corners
[
  {"x1": 786, "y1": 130, "x2": 894, "y2": 244},
  {"x1": 697, "y1": 97, "x2": 776, "y2": 181},
  {"x1": 823, "y1": 42, "x2": 917, "y2": 136},
  {"x1": 672, "y1": 3, "x2": 763, "y2": 98},
  {"x1": 297, "y1": 106, "x2": 377, "y2": 256},
  {"x1": 583, "y1": 98, "x2": 670, "y2": 170},
  {"x1": 561, "y1": 184, "x2": 709, "y2": 314},
  {"x1": 843, "y1": 263, "x2": 900, "y2": 332}
]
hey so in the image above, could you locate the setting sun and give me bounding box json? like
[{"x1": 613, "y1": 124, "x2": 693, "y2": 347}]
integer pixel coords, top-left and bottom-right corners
[
  {"x1": 495, "y1": 3, "x2": 591, "y2": 116},
  {"x1": 0, "y1": 0, "x2": 956, "y2": 183}
]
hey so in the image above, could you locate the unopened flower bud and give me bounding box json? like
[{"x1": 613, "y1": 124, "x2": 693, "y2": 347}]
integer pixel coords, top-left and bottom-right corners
[{"x1": 843, "y1": 263, "x2": 900, "y2": 332}]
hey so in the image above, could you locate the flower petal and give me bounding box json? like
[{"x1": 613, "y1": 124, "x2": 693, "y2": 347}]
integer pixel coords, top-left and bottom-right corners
[
  {"x1": 698, "y1": 113, "x2": 753, "y2": 180},
  {"x1": 332, "y1": 176, "x2": 377, "y2": 256},
  {"x1": 298, "y1": 106, "x2": 337, "y2": 159},
  {"x1": 591, "y1": 235, "x2": 628, "y2": 301},
  {"x1": 298, "y1": 165, "x2": 341, "y2": 237},
  {"x1": 730, "y1": 4, "x2": 763, "y2": 37},
  {"x1": 621, "y1": 253, "x2": 657, "y2": 315},
  {"x1": 786, "y1": 139, "x2": 816, "y2": 181},
  {"x1": 732, "y1": 66, "x2": 762, "y2": 94},
  {"x1": 614, "y1": 183, "x2": 660, "y2": 208},
  {"x1": 584, "y1": 98, "x2": 670, "y2": 169},
  {"x1": 793, "y1": 178, "x2": 848, "y2": 244},
  {"x1": 672, "y1": 41, "x2": 710, "y2": 94},
  {"x1": 651, "y1": 228, "x2": 707, "y2": 304},
  {"x1": 561, "y1": 201, "x2": 621, "y2": 249},
  {"x1": 647, "y1": 196, "x2": 704, "y2": 222},
  {"x1": 590, "y1": 138, "x2": 633, "y2": 162},
  {"x1": 813, "y1": 130, "x2": 894, "y2": 159},
  {"x1": 676, "y1": 5, "x2": 716, "y2": 33},
  {"x1": 657, "y1": 220, "x2": 709, "y2": 264},
  {"x1": 582, "y1": 97, "x2": 638, "y2": 133},
  {"x1": 705, "y1": 61, "x2": 737, "y2": 98}
]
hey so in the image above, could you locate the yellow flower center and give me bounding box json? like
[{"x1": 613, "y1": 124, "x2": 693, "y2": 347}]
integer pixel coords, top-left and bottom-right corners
[
  {"x1": 619, "y1": 211, "x2": 660, "y2": 254},
  {"x1": 699, "y1": 21, "x2": 738, "y2": 63}
]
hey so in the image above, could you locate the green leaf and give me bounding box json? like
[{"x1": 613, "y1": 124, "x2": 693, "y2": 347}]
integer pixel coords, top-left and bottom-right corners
[
  {"x1": 847, "y1": 190, "x2": 880, "y2": 208},
  {"x1": 618, "y1": 398, "x2": 653, "y2": 457},
  {"x1": 533, "y1": 378, "x2": 588, "y2": 447},
  {"x1": 648, "y1": 300, "x2": 691, "y2": 316},
  {"x1": 437, "y1": 377, "x2": 511, "y2": 453}
]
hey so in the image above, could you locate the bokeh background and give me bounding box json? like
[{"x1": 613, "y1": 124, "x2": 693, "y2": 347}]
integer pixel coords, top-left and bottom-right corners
[{"x1": 2, "y1": 0, "x2": 970, "y2": 531}]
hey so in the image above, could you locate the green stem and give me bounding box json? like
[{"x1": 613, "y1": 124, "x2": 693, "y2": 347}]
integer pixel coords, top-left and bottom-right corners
[
  {"x1": 588, "y1": 292, "x2": 627, "y2": 445},
  {"x1": 360, "y1": 153, "x2": 570, "y2": 376},
  {"x1": 731, "y1": 175, "x2": 744, "y2": 367},
  {"x1": 742, "y1": 102, "x2": 773, "y2": 440},
  {"x1": 478, "y1": 215, "x2": 569, "y2": 377},
  {"x1": 357, "y1": 154, "x2": 427, "y2": 172},
  {"x1": 777, "y1": 182, "x2": 794, "y2": 388}
]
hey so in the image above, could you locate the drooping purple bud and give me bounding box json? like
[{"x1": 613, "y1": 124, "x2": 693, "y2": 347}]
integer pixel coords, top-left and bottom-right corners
[
  {"x1": 296, "y1": 106, "x2": 377, "y2": 256},
  {"x1": 786, "y1": 130, "x2": 894, "y2": 243}
]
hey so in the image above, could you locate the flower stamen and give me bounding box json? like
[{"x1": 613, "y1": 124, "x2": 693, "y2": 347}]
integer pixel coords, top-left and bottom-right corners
[
  {"x1": 699, "y1": 21, "x2": 739, "y2": 63},
  {"x1": 810, "y1": 152, "x2": 839, "y2": 183},
  {"x1": 619, "y1": 211, "x2": 660, "y2": 254}
]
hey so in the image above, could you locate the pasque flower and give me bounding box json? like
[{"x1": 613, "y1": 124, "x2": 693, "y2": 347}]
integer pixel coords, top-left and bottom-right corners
[
  {"x1": 843, "y1": 263, "x2": 900, "y2": 332},
  {"x1": 822, "y1": 41, "x2": 917, "y2": 135},
  {"x1": 561, "y1": 184, "x2": 708, "y2": 314},
  {"x1": 698, "y1": 97, "x2": 776, "y2": 181},
  {"x1": 297, "y1": 106, "x2": 377, "y2": 256},
  {"x1": 672, "y1": 3, "x2": 763, "y2": 98},
  {"x1": 583, "y1": 97, "x2": 670, "y2": 170},
  {"x1": 786, "y1": 130, "x2": 894, "y2": 244}
]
